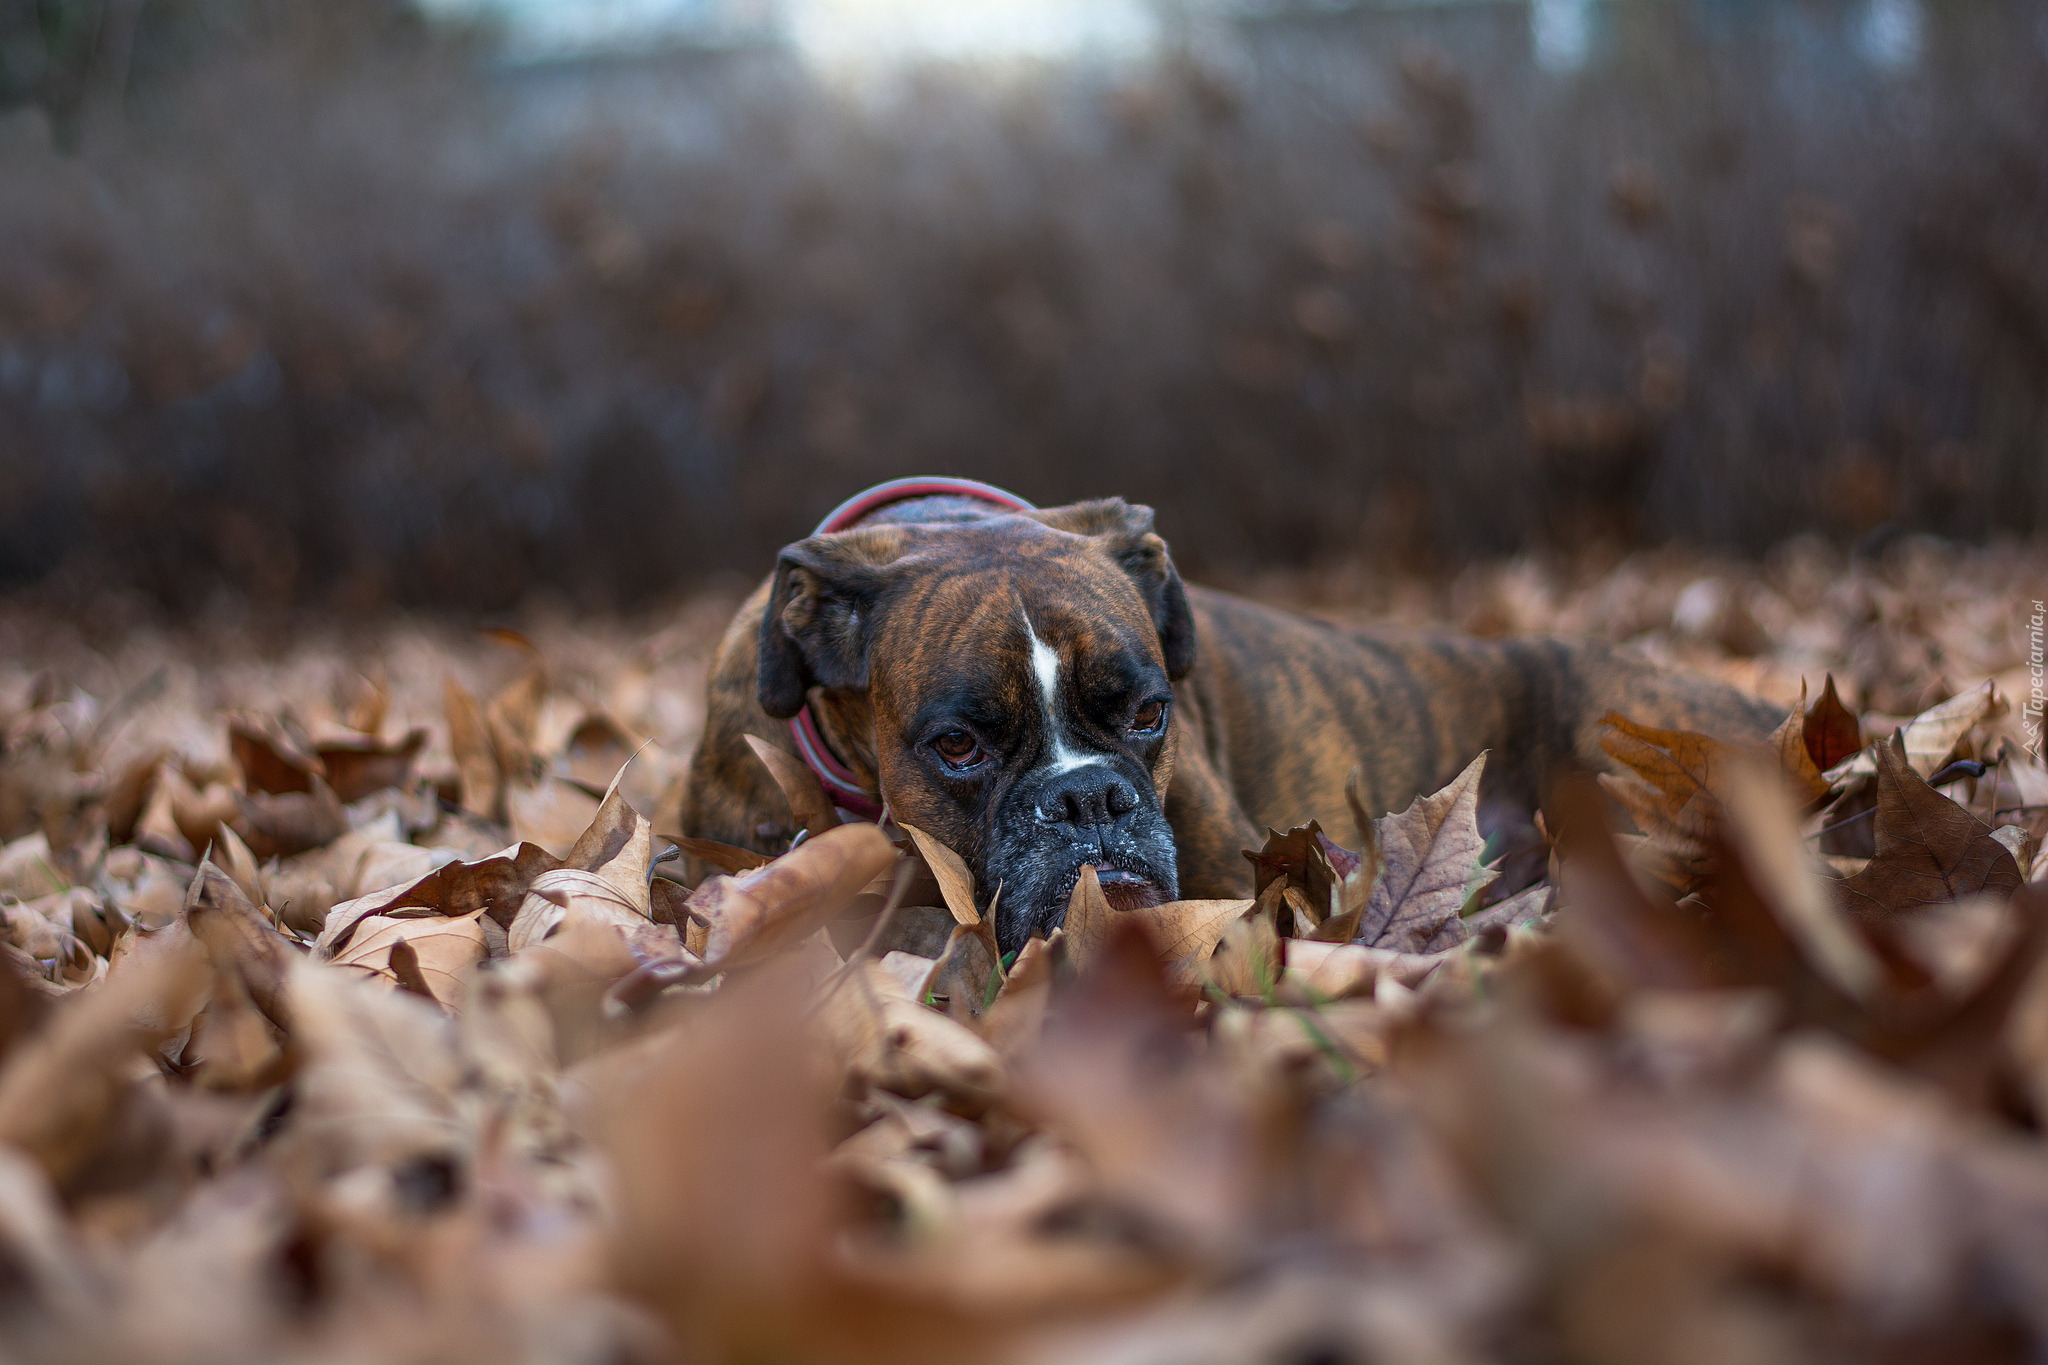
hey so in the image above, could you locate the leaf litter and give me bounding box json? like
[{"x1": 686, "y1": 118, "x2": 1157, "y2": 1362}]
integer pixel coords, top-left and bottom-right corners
[{"x1": 0, "y1": 544, "x2": 2046, "y2": 1362}]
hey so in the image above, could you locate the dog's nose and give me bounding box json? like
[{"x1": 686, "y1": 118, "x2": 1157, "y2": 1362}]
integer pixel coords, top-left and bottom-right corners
[{"x1": 1035, "y1": 766, "x2": 1141, "y2": 829}]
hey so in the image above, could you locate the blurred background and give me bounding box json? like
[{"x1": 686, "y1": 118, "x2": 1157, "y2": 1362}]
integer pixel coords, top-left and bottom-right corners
[{"x1": 1, "y1": 0, "x2": 2043, "y2": 613}]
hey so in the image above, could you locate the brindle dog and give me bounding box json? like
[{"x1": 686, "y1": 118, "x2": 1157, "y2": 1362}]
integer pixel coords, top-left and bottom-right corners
[{"x1": 680, "y1": 496, "x2": 1782, "y2": 953}]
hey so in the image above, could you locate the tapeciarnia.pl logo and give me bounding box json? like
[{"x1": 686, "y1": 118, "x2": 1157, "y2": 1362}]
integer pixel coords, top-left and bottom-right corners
[{"x1": 2026, "y1": 599, "x2": 2045, "y2": 760}]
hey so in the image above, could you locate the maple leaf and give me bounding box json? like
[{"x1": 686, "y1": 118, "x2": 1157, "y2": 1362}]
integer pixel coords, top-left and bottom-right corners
[
  {"x1": 1597, "y1": 712, "x2": 1744, "y2": 886},
  {"x1": 1356, "y1": 752, "x2": 1496, "y2": 953}
]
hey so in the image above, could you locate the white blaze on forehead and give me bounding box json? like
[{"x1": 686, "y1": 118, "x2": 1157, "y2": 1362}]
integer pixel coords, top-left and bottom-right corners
[{"x1": 1021, "y1": 611, "x2": 1097, "y2": 776}]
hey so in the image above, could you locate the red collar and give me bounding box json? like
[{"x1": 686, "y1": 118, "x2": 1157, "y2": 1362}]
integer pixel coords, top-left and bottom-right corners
[{"x1": 790, "y1": 477, "x2": 1037, "y2": 824}]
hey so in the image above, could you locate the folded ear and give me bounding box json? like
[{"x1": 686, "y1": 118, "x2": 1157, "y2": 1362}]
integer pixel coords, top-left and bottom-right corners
[
  {"x1": 756, "y1": 529, "x2": 906, "y2": 719},
  {"x1": 1032, "y1": 499, "x2": 1196, "y2": 679}
]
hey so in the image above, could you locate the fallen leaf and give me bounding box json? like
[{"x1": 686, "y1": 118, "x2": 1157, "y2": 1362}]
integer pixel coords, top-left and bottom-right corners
[
  {"x1": 691, "y1": 823, "x2": 899, "y2": 974},
  {"x1": 1135, "y1": 899, "x2": 1253, "y2": 975},
  {"x1": 670, "y1": 837, "x2": 772, "y2": 875},
  {"x1": 900, "y1": 824, "x2": 981, "y2": 928},
  {"x1": 0, "y1": 931, "x2": 208, "y2": 1183},
  {"x1": 981, "y1": 931, "x2": 1061, "y2": 1061},
  {"x1": 1837, "y1": 733, "x2": 2025, "y2": 921},
  {"x1": 333, "y1": 911, "x2": 487, "y2": 1010},
  {"x1": 228, "y1": 716, "x2": 319, "y2": 796},
  {"x1": 507, "y1": 868, "x2": 672, "y2": 960},
  {"x1": 508, "y1": 778, "x2": 603, "y2": 859},
  {"x1": 1358, "y1": 752, "x2": 1495, "y2": 952},
  {"x1": 816, "y1": 961, "x2": 1004, "y2": 1111},
  {"x1": 444, "y1": 674, "x2": 501, "y2": 820},
  {"x1": 183, "y1": 858, "x2": 295, "y2": 1032},
  {"x1": 1826, "y1": 683, "x2": 1999, "y2": 782},
  {"x1": 1061, "y1": 865, "x2": 1115, "y2": 965},
  {"x1": 0, "y1": 831, "x2": 69, "y2": 900},
  {"x1": 1598, "y1": 717, "x2": 1739, "y2": 886},
  {"x1": 1770, "y1": 675, "x2": 1862, "y2": 803},
  {"x1": 562, "y1": 777, "x2": 654, "y2": 918},
  {"x1": 745, "y1": 735, "x2": 841, "y2": 843},
  {"x1": 1278, "y1": 938, "x2": 1451, "y2": 1002},
  {"x1": 1720, "y1": 759, "x2": 1882, "y2": 1000},
  {"x1": 922, "y1": 923, "x2": 1000, "y2": 1020},
  {"x1": 487, "y1": 663, "x2": 547, "y2": 789},
  {"x1": 232, "y1": 779, "x2": 348, "y2": 860},
  {"x1": 315, "y1": 841, "x2": 561, "y2": 957},
  {"x1": 1242, "y1": 820, "x2": 1361, "y2": 921}
]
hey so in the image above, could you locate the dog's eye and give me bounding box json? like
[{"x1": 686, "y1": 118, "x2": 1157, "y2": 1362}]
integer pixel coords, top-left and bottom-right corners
[
  {"x1": 1129, "y1": 698, "x2": 1169, "y2": 734},
  {"x1": 932, "y1": 731, "x2": 984, "y2": 769}
]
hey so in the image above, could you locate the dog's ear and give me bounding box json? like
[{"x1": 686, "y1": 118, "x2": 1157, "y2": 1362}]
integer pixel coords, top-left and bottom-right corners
[
  {"x1": 1034, "y1": 499, "x2": 1196, "y2": 680},
  {"x1": 757, "y1": 529, "x2": 904, "y2": 719}
]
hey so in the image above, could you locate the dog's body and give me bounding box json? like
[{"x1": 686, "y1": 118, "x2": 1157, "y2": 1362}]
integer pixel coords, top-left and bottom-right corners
[{"x1": 680, "y1": 490, "x2": 1781, "y2": 951}]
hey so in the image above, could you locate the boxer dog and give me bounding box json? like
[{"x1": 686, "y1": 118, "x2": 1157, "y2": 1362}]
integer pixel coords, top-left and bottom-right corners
[{"x1": 679, "y1": 479, "x2": 1782, "y2": 954}]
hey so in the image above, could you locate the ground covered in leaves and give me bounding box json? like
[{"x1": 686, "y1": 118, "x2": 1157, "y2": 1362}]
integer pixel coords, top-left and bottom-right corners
[{"x1": 1, "y1": 536, "x2": 2046, "y2": 1365}]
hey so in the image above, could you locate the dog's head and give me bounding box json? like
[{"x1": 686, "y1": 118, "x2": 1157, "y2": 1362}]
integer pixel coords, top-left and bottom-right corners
[{"x1": 756, "y1": 499, "x2": 1194, "y2": 954}]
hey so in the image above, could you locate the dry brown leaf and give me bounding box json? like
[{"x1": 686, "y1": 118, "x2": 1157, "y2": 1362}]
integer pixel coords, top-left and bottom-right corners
[
  {"x1": 1770, "y1": 674, "x2": 1862, "y2": 804},
  {"x1": 315, "y1": 841, "x2": 561, "y2": 958},
  {"x1": 228, "y1": 716, "x2": 320, "y2": 796},
  {"x1": 1358, "y1": 752, "x2": 1494, "y2": 952},
  {"x1": 0, "y1": 930, "x2": 208, "y2": 1183},
  {"x1": 901, "y1": 824, "x2": 981, "y2": 928},
  {"x1": 981, "y1": 931, "x2": 1061, "y2": 1061},
  {"x1": 1721, "y1": 760, "x2": 1883, "y2": 999},
  {"x1": 562, "y1": 778, "x2": 654, "y2": 918},
  {"x1": 690, "y1": 823, "x2": 898, "y2": 975},
  {"x1": 507, "y1": 868, "x2": 674, "y2": 963},
  {"x1": 159, "y1": 765, "x2": 240, "y2": 859},
  {"x1": 1827, "y1": 683, "x2": 1999, "y2": 782},
  {"x1": 670, "y1": 837, "x2": 772, "y2": 876},
  {"x1": 182, "y1": 961, "x2": 288, "y2": 1091},
  {"x1": 744, "y1": 734, "x2": 841, "y2": 843},
  {"x1": 207, "y1": 819, "x2": 266, "y2": 909},
  {"x1": 508, "y1": 778, "x2": 603, "y2": 860},
  {"x1": 487, "y1": 663, "x2": 548, "y2": 789},
  {"x1": 184, "y1": 858, "x2": 295, "y2": 1032},
  {"x1": 816, "y1": 960, "x2": 1004, "y2": 1110},
  {"x1": 1598, "y1": 716, "x2": 1742, "y2": 886},
  {"x1": 0, "y1": 831, "x2": 69, "y2": 901},
  {"x1": 232, "y1": 778, "x2": 347, "y2": 860},
  {"x1": 923, "y1": 923, "x2": 1000, "y2": 1020},
  {"x1": 1061, "y1": 864, "x2": 1115, "y2": 965},
  {"x1": 0, "y1": 1145, "x2": 94, "y2": 1321},
  {"x1": 1837, "y1": 733, "x2": 2025, "y2": 921},
  {"x1": 1204, "y1": 901, "x2": 1281, "y2": 999},
  {"x1": 1276, "y1": 938, "x2": 1435, "y2": 1001},
  {"x1": 444, "y1": 673, "x2": 501, "y2": 820},
  {"x1": 2, "y1": 895, "x2": 80, "y2": 965},
  {"x1": 878, "y1": 950, "x2": 938, "y2": 998},
  {"x1": 333, "y1": 911, "x2": 487, "y2": 1010},
  {"x1": 1242, "y1": 820, "x2": 1361, "y2": 920},
  {"x1": 276, "y1": 957, "x2": 467, "y2": 1184},
  {"x1": 315, "y1": 727, "x2": 428, "y2": 804},
  {"x1": 1136, "y1": 899, "x2": 1254, "y2": 973}
]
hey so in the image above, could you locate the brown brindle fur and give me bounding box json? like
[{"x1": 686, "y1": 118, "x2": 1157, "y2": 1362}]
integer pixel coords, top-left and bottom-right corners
[{"x1": 678, "y1": 498, "x2": 1783, "y2": 908}]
